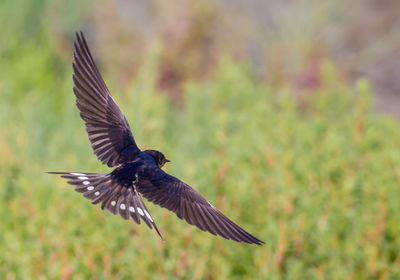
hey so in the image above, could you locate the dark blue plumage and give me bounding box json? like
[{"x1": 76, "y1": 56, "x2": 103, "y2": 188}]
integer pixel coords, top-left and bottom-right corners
[{"x1": 48, "y1": 32, "x2": 263, "y2": 245}]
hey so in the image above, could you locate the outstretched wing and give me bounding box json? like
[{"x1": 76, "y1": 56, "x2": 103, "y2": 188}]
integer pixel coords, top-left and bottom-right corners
[
  {"x1": 48, "y1": 172, "x2": 162, "y2": 238},
  {"x1": 137, "y1": 168, "x2": 263, "y2": 245},
  {"x1": 73, "y1": 32, "x2": 140, "y2": 167}
]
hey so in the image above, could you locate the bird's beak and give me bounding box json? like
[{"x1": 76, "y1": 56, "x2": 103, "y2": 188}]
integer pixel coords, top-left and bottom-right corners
[{"x1": 165, "y1": 159, "x2": 171, "y2": 163}]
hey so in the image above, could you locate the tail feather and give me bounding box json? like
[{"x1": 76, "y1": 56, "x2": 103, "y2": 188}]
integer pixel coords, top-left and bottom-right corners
[{"x1": 47, "y1": 172, "x2": 163, "y2": 239}]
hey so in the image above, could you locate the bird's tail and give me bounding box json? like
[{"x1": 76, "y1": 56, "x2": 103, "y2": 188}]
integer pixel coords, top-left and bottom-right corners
[
  {"x1": 47, "y1": 171, "x2": 163, "y2": 239},
  {"x1": 47, "y1": 171, "x2": 112, "y2": 201}
]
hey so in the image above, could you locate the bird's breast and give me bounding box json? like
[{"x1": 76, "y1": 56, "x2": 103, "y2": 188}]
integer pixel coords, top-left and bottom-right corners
[{"x1": 111, "y1": 161, "x2": 144, "y2": 187}]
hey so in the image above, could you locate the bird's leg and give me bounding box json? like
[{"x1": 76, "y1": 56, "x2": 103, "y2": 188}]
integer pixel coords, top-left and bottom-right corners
[{"x1": 132, "y1": 173, "x2": 139, "y2": 188}]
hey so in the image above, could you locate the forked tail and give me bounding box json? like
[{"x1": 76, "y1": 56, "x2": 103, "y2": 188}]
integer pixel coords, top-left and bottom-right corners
[{"x1": 47, "y1": 171, "x2": 163, "y2": 239}]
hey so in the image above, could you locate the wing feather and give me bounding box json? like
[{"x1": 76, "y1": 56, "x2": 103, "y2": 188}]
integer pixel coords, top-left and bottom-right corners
[
  {"x1": 73, "y1": 32, "x2": 140, "y2": 167},
  {"x1": 137, "y1": 168, "x2": 263, "y2": 245}
]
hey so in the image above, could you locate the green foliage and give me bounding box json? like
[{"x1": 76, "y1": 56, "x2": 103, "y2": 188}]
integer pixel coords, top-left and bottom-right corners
[{"x1": 1, "y1": 13, "x2": 400, "y2": 280}]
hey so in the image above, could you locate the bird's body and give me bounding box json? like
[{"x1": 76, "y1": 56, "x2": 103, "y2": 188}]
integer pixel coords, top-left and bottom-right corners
[
  {"x1": 49, "y1": 32, "x2": 263, "y2": 245},
  {"x1": 111, "y1": 151, "x2": 168, "y2": 188}
]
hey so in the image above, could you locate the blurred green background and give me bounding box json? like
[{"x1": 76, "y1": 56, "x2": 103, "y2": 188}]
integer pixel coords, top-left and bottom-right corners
[{"x1": 1, "y1": 0, "x2": 400, "y2": 279}]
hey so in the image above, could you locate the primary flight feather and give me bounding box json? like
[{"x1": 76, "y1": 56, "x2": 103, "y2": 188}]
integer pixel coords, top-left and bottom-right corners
[{"x1": 49, "y1": 32, "x2": 263, "y2": 245}]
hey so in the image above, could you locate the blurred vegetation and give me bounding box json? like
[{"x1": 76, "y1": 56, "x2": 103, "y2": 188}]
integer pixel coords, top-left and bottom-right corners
[{"x1": 1, "y1": 0, "x2": 400, "y2": 279}]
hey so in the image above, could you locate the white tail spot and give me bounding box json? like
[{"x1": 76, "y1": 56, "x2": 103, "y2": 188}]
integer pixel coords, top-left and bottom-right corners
[
  {"x1": 137, "y1": 208, "x2": 144, "y2": 216},
  {"x1": 78, "y1": 176, "x2": 89, "y2": 180},
  {"x1": 94, "y1": 191, "x2": 100, "y2": 196},
  {"x1": 129, "y1": 206, "x2": 135, "y2": 213},
  {"x1": 144, "y1": 210, "x2": 153, "y2": 222},
  {"x1": 83, "y1": 181, "x2": 90, "y2": 185},
  {"x1": 71, "y1": 173, "x2": 85, "y2": 176},
  {"x1": 87, "y1": 186, "x2": 94, "y2": 191},
  {"x1": 120, "y1": 203, "x2": 126, "y2": 210},
  {"x1": 111, "y1": 201, "x2": 116, "y2": 206}
]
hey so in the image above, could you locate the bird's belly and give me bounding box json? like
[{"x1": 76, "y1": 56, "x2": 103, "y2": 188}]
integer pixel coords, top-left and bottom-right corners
[{"x1": 111, "y1": 161, "x2": 143, "y2": 187}]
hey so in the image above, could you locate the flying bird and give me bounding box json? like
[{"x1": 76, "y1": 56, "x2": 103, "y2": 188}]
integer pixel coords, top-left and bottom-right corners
[{"x1": 49, "y1": 32, "x2": 263, "y2": 245}]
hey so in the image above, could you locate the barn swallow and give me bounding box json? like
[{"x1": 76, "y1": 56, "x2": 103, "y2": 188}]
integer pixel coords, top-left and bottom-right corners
[{"x1": 48, "y1": 32, "x2": 263, "y2": 245}]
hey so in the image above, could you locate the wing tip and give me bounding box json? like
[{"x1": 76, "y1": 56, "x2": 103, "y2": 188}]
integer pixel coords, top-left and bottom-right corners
[
  {"x1": 249, "y1": 237, "x2": 265, "y2": 246},
  {"x1": 73, "y1": 31, "x2": 87, "y2": 58},
  {"x1": 75, "y1": 30, "x2": 84, "y2": 42}
]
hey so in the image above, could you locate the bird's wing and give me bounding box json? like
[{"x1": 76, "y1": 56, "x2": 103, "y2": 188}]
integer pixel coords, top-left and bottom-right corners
[
  {"x1": 73, "y1": 32, "x2": 140, "y2": 167},
  {"x1": 48, "y1": 172, "x2": 162, "y2": 239},
  {"x1": 136, "y1": 168, "x2": 263, "y2": 245}
]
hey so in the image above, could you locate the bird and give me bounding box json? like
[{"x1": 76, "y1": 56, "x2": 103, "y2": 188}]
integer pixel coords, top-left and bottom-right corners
[{"x1": 48, "y1": 32, "x2": 263, "y2": 245}]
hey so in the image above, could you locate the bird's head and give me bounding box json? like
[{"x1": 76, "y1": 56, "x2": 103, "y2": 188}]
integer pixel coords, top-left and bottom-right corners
[{"x1": 144, "y1": 149, "x2": 170, "y2": 168}]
